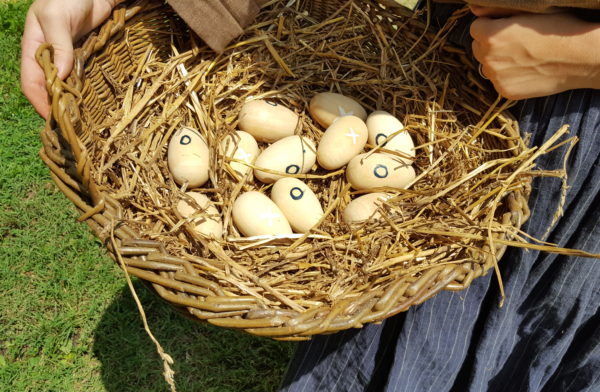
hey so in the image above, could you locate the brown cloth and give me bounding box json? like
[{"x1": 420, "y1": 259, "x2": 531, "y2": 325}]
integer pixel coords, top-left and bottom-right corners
[
  {"x1": 166, "y1": 0, "x2": 268, "y2": 53},
  {"x1": 167, "y1": 0, "x2": 600, "y2": 52}
]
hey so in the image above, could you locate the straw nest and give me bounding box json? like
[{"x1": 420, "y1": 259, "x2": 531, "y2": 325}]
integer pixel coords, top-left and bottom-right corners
[{"x1": 37, "y1": 0, "x2": 577, "y2": 339}]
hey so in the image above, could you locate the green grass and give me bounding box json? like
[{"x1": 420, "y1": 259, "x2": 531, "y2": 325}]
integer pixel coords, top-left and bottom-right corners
[{"x1": 0, "y1": 1, "x2": 295, "y2": 391}]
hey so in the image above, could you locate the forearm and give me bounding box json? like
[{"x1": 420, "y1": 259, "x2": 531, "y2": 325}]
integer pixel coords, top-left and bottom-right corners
[
  {"x1": 436, "y1": 0, "x2": 600, "y2": 13},
  {"x1": 549, "y1": 21, "x2": 600, "y2": 91},
  {"x1": 471, "y1": 12, "x2": 600, "y2": 99}
]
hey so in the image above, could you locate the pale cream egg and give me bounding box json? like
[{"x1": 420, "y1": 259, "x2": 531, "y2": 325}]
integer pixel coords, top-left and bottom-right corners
[
  {"x1": 168, "y1": 127, "x2": 210, "y2": 188},
  {"x1": 366, "y1": 111, "x2": 415, "y2": 163},
  {"x1": 254, "y1": 136, "x2": 317, "y2": 183},
  {"x1": 232, "y1": 191, "x2": 293, "y2": 236},
  {"x1": 271, "y1": 178, "x2": 324, "y2": 233},
  {"x1": 238, "y1": 99, "x2": 299, "y2": 143},
  {"x1": 346, "y1": 153, "x2": 416, "y2": 190},
  {"x1": 316, "y1": 116, "x2": 368, "y2": 170},
  {"x1": 342, "y1": 192, "x2": 392, "y2": 224},
  {"x1": 309, "y1": 92, "x2": 367, "y2": 128},
  {"x1": 219, "y1": 131, "x2": 260, "y2": 179},
  {"x1": 176, "y1": 192, "x2": 223, "y2": 240}
]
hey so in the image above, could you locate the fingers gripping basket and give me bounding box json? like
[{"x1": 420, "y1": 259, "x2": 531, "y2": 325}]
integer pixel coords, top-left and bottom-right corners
[{"x1": 37, "y1": 0, "x2": 532, "y2": 340}]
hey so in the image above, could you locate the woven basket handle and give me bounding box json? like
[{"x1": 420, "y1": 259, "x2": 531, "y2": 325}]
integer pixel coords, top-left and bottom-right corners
[
  {"x1": 34, "y1": 2, "x2": 151, "y2": 214},
  {"x1": 36, "y1": 43, "x2": 105, "y2": 219}
]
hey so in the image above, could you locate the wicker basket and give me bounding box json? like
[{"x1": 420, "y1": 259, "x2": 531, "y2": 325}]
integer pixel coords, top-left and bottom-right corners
[{"x1": 37, "y1": 0, "x2": 532, "y2": 340}]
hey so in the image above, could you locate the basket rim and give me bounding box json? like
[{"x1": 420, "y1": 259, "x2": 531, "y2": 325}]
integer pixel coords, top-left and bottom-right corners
[{"x1": 36, "y1": 0, "x2": 532, "y2": 340}]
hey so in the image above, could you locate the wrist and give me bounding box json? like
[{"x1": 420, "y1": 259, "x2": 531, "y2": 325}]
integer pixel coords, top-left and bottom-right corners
[
  {"x1": 556, "y1": 19, "x2": 600, "y2": 90},
  {"x1": 584, "y1": 23, "x2": 600, "y2": 90}
]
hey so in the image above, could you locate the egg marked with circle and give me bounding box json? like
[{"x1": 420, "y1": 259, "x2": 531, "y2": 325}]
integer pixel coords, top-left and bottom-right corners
[
  {"x1": 286, "y1": 165, "x2": 301, "y2": 174},
  {"x1": 375, "y1": 133, "x2": 387, "y2": 146},
  {"x1": 373, "y1": 164, "x2": 389, "y2": 178},
  {"x1": 366, "y1": 111, "x2": 415, "y2": 163},
  {"x1": 254, "y1": 135, "x2": 317, "y2": 183},
  {"x1": 167, "y1": 126, "x2": 210, "y2": 188},
  {"x1": 290, "y1": 187, "x2": 304, "y2": 200},
  {"x1": 180, "y1": 135, "x2": 192, "y2": 145},
  {"x1": 271, "y1": 178, "x2": 324, "y2": 233},
  {"x1": 346, "y1": 153, "x2": 416, "y2": 190}
]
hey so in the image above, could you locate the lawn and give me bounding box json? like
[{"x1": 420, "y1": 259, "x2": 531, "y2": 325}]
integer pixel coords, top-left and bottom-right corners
[{"x1": 0, "y1": 1, "x2": 295, "y2": 391}]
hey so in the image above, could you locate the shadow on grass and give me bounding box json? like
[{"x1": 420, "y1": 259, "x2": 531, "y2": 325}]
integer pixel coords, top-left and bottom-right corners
[{"x1": 93, "y1": 280, "x2": 295, "y2": 392}]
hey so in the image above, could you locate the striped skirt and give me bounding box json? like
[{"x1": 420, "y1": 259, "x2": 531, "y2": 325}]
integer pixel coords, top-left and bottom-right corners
[{"x1": 279, "y1": 5, "x2": 600, "y2": 392}]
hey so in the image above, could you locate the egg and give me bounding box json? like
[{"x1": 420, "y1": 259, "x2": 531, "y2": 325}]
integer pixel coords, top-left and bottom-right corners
[
  {"x1": 168, "y1": 127, "x2": 210, "y2": 188},
  {"x1": 366, "y1": 111, "x2": 415, "y2": 163},
  {"x1": 317, "y1": 116, "x2": 368, "y2": 170},
  {"x1": 346, "y1": 153, "x2": 416, "y2": 190},
  {"x1": 176, "y1": 192, "x2": 223, "y2": 239},
  {"x1": 238, "y1": 99, "x2": 299, "y2": 143},
  {"x1": 219, "y1": 131, "x2": 260, "y2": 179},
  {"x1": 232, "y1": 191, "x2": 293, "y2": 236},
  {"x1": 343, "y1": 192, "x2": 392, "y2": 224},
  {"x1": 309, "y1": 92, "x2": 367, "y2": 128},
  {"x1": 254, "y1": 135, "x2": 317, "y2": 183},
  {"x1": 271, "y1": 178, "x2": 324, "y2": 233}
]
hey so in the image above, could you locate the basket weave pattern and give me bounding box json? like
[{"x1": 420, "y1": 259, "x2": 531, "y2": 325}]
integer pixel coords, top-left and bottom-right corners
[{"x1": 38, "y1": 0, "x2": 531, "y2": 340}]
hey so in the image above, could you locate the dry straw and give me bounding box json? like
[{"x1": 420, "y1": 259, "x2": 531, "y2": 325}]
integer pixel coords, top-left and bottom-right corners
[{"x1": 38, "y1": 0, "x2": 599, "y2": 343}]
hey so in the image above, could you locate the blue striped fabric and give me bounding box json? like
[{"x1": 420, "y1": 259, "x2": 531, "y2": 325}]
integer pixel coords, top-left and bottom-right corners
[{"x1": 278, "y1": 5, "x2": 600, "y2": 391}]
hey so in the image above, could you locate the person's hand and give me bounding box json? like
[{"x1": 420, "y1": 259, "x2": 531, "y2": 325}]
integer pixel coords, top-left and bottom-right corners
[
  {"x1": 20, "y1": 0, "x2": 122, "y2": 119},
  {"x1": 469, "y1": 9, "x2": 600, "y2": 100}
]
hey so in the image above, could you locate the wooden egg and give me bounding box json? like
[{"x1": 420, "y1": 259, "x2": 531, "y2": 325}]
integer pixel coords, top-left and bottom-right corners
[
  {"x1": 271, "y1": 178, "x2": 324, "y2": 233},
  {"x1": 317, "y1": 116, "x2": 368, "y2": 170},
  {"x1": 346, "y1": 153, "x2": 416, "y2": 190},
  {"x1": 366, "y1": 111, "x2": 415, "y2": 163},
  {"x1": 309, "y1": 92, "x2": 367, "y2": 128},
  {"x1": 343, "y1": 192, "x2": 391, "y2": 224},
  {"x1": 238, "y1": 99, "x2": 299, "y2": 143},
  {"x1": 219, "y1": 131, "x2": 260, "y2": 179},
  {"x1": 232, "y1": 191, "x2": 293, "y2": 236},
  {"x1": 176, "y1": 192, "x2": 223, "y2": 240},
  {"x1": 168, "y1": 127, "x2": 210, "y2": 188},
  {"x1": 254, "y1": 136, "x2": 317, "y2": 184}
]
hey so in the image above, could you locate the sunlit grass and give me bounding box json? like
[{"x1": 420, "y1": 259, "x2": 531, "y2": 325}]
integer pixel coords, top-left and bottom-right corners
[{"x1": 0, "y1": 1, "x2": 294, "y2": 390}]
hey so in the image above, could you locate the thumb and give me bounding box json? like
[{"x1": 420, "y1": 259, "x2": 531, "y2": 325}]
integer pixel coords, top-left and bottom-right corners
[
  {"x1": 36, "y1": 10, "x2": 75, "y2": 80},
  {"x1": 49, "y1": 39, "x2": 74, "y2": 81}
]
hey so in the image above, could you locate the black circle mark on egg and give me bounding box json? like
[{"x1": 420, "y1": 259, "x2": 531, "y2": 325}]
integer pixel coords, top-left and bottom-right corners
[
  {"x1": 286, "y1": 165, "x2": 301, "y2": 174},
  {"x1": 374, "y1": 164, "x2": 389, "y2": 178},
  {"x1": 266, "y1": 101, "x2": 278, "y2": 107},
  {"x1": 180, "y1": 135, "x2": 192, "y2": 145},
  {"x1": 290, "y1": 187, "x2": 304, "y2": 200},
  {"x1": 375, "y1": 133, "x2": 388, "y2": 146}
]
